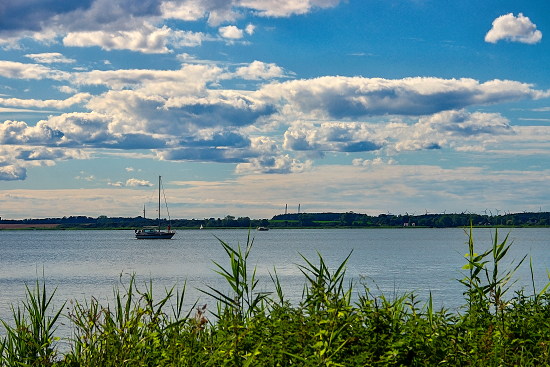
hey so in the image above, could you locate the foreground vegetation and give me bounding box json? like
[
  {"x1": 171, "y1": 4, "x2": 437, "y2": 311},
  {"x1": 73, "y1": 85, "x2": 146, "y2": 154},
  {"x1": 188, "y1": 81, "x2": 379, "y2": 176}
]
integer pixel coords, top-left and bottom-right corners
[{"x1": 1, "y1": 229, "x2": 550, "y2": 366}]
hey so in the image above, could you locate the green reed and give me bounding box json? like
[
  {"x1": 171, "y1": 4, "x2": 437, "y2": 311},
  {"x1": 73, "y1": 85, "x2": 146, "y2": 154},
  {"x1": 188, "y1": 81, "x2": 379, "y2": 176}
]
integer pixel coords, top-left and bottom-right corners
[
  {"x1": 1, "y1": 279, "x2": 64, "y2": 366},
  {"x1": 1, "y1": 227, "x2": 549, "y2": 366}
]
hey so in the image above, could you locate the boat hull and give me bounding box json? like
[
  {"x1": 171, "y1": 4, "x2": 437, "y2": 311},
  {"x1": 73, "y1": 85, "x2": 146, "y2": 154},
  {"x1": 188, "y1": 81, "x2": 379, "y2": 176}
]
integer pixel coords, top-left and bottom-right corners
[{"x1": 135, "y1": 231, "x2": 175, "y2": 239}]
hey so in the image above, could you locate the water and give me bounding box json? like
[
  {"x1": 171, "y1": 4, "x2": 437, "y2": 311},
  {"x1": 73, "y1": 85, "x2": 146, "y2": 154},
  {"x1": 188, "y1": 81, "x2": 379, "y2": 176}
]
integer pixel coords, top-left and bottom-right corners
[{"x1": 1, "y1": 228, "x2": 549, "y2": 329}]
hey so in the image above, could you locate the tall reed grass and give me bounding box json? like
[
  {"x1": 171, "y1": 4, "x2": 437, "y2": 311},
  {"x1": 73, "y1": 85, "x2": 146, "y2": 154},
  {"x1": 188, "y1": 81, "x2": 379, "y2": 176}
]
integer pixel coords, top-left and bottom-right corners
[{"x1": 1, "y1": 228, "x2": 549, "y2": 366}]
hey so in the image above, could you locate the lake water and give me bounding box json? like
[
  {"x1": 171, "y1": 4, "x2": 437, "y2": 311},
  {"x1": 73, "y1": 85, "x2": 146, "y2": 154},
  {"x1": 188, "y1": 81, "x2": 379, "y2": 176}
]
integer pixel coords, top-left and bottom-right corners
[{"x1": 1, "y1": 228, "x2": 549, "y2": 329}]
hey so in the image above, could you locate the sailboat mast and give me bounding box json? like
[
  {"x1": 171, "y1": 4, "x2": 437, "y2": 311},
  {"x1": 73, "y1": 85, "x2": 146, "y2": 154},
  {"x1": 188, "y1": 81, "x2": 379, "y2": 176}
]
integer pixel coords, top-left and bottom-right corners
[{"x1": 158, "y1": 175, "x2": 161, "y2": 230}]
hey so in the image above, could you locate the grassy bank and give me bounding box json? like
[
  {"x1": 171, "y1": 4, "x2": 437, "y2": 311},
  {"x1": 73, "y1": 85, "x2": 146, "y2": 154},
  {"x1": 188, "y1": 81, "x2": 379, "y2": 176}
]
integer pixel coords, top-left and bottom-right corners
[{"x1": 1, "y1": 229, "x2": 549, "y2": 366}]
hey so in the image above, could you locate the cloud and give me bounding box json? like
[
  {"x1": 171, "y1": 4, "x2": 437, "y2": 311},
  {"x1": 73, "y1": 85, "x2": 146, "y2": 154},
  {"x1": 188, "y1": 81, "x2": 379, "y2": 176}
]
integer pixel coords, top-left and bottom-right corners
[
  {"x1": 1, "y1": 56, "x2": 547, "y2": 180},
  {"x1": 182, "y1": 129, "x2": 251, "y2": 148},
  {"x1": 0, "y1": 144, "x2": 66, "y2": 168},
  {"x1": 0, "y1": 120, "x2": 65, "y2": 145},
  {"x1": 0, "y1": 93, "x2": 91, "y2": 109},
  {"x1": 0, "y1": 0, "x2": 341, "y2": 48},
  {"x1": 0, "y1": 61, "x2": 69, "y2": 80},
  {"x1": 352, "y1": 157, "x2": 396, "y2": 167},
  {"x1": 283, "y1": 121, "x2": 384, "y2": 152},
  {"x1": 158, "y1": 147, "x2": 249, "y2": 163},
  {"x1": 75, "y1": 172, "x2": 95, "y2": 181},
  {"x1": 161, "y1": 0, "x2": 343, "y2": 26},
  {"x1": 235, "y1": 60, "x2": 286, "y2": 80},
  {"x1": 0, "y1": 1, "x2": 207, "y2": 52},
  {"x1": 391, "y1": 110, "x2": 514, "y2": 152},
  {"x1": 57, "y1": 85, "x2": 78, "y2": 94},
  {"x1": 16, "y1": 147, "x2": 86, "y2": 161},
  {"x1": 245, "y1": 24, "x2": 256, "y2": 35},
  {"x1": 63, "y1": 24, "x2": 205, "y2": 53},
  {"x1": 25, "y1": 52, "x2": 76, "y2": 64},
  {"x1": 419, "y1": 110, "x2": 513, "y2": 136},
  {"x1": 86, "y1": 88, "x2": 276, "y2": 138},
  {"x1": 157, "y1": 132, "x2": 287, "y2": 168},
  {"x1": 259, "y1": 77, "x2": 550, "y2": 118},
  {"x1": 161, "y1": 0, "x2": 239, "y2": 26},
  {"x1": 0, "y1": 164, "x2": 26, "y2": 181},
  {"x1": 239, "y1": 0, "x2": 341, "y2": 17},
  {"x1": 43, "y1": 112, "x2": 112, "y2": 146},
  {"x1": 160, "y1": 0, "x2": 211, "y2": 22},
  {"x1": 275, "y1": 109, "x2": 517, "y2": 156},
  {"x1": 485, "y1": 13, "x2": 542, "y2": 44},
  {"x1": 235, "y1": 154, "x2": 313, "y2": 174},
  {"x1": 0, "y1": 0, "x2": 94, "y2": 34},
  {"x1": 0, "y1": 0, "x2": 161, "y2": 34},
  {"x1": 41, "y1": 112, "x2": 168, "y2": 149},
  {"x1": 219, "y1": 25, "x2": 244, "y2": 39},
  {"x1": 73, "y1": 63, "x2": 223, "y2": 93},
  {"x1": 125, "y1": 178, "x2": 153, "y2": 187}
]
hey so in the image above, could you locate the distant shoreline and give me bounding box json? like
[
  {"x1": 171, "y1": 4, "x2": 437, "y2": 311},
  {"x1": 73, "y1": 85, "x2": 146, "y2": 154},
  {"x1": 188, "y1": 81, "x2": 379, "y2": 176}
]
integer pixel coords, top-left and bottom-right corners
[
  {"x1": 0, "y1": 223, "x2": 61, "y2": 229},
  {"x1": 1, "y1": 211, "x2": 549, "y2": 230},
  {"x1": 1, "y1": 224, "x2": 549, "y2": 231}
]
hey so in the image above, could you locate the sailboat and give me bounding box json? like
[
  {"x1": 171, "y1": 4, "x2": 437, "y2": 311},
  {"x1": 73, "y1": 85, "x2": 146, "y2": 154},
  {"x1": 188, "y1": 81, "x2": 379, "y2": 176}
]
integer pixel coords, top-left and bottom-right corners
[{"x1": 135, "y1": 176, "x2": 175, "y2": 239}]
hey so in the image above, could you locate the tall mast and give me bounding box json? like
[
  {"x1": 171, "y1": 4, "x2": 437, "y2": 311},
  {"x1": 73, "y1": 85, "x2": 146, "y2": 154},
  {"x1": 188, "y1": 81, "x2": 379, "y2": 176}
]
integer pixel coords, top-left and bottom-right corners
[{"x1": 158, "y1": 175, "x2": 161, "y2": 230}]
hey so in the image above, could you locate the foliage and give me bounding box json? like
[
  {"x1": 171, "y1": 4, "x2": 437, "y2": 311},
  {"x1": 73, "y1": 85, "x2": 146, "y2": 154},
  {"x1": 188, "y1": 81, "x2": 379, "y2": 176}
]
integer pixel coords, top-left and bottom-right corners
[
  {"x1": 1, "y1": 279, "x2": 64, "y2": 366},
  {"x1": 1, "y1": 228, "x2": 550, "y2": 366}
]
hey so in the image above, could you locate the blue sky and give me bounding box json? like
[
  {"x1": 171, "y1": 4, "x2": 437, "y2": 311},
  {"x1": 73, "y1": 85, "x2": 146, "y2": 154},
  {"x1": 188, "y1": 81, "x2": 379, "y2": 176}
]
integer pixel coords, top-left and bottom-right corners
[{"x1": 0, "y1": 0, "x2": 549, "y2": 219}]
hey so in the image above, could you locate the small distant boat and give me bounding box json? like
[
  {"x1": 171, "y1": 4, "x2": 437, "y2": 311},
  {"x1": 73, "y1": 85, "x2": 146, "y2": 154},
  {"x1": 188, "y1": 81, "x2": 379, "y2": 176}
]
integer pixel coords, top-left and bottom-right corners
[
  {"x1": 257, "y1": 226, "x2": 269, "y2": 231},
  {"x1": 135, "y1": 176, "x2": 175, "y2": 240}
]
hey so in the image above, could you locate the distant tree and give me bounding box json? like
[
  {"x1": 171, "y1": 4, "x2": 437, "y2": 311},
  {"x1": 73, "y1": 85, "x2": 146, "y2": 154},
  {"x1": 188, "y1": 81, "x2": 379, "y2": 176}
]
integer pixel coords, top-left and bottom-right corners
[
  {"x1": 340, "y1": 212, "x2": 355, "y2": 226},
  {"x1": 299, "y1": 214, "x2": 315, "y2": 227},
  {"x1": 223, "y1": 215, "x2": 236, "y2": 227},
  {"x1": 237, "y1": 217, "x2": 251, "y2": 227},
  {"x1": 436, "y1": 215, "x2": 453, "y2": 227}
]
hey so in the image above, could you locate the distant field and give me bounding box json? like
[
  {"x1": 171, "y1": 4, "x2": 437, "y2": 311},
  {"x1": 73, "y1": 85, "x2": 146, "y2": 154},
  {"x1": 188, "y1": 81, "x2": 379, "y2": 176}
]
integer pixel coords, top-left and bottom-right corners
[{"x1": 0, "y1": 223, "x2": 60, "y2": 229}]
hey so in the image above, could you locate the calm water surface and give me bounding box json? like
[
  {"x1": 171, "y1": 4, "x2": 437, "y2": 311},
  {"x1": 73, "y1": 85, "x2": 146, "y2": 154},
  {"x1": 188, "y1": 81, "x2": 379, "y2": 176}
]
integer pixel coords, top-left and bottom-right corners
[{"x1": 1, "y1": 228, "x2": 549, "y2": 326}]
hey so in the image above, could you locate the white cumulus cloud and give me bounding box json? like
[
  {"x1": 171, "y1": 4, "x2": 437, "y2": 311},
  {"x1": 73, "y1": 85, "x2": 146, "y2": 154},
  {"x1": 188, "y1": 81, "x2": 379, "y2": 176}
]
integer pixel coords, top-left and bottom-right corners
[
  {"x1": 63, "y1": 24, "x2": 205, "y2": 54},
  {"x1": 235, "y1": 154, "x2": 312, "y2": 174},
  {"x1": 0, "y1": 93, "x2": 91, "y2": 109},
  {"x1": 0, "y1": 164, "x2": 26, "y2": 181},
  {"x1": 235, "y1": 60, "x2": 286, "y2": 80},
  {"x1": 25, "y1": 52, "x2": 76, "y2": 64},
  {"x1": 485, "y1": 13, "x2": 542, "y2": 44},
  {"x1": 0, "y1": 61, "x2": 69, "y2": 80},
  {"x1": 283, "y1": 121, "x2": 384, "y2": 152},
  {"x1": 219, "y1": 25, "x2": 244, "y2": 39},
  {"x1": 239, "y1": 0, "x2": 341, "y2": 17},
  {"x1": 259, "y1": 76, "x2": 550, "y2": 119},
  {"x1": 245, "y1": 24, "x2": 256, "y2": 35},
  {"x1": 126, "y1": 178, "x2": 153, "y2": 187}
]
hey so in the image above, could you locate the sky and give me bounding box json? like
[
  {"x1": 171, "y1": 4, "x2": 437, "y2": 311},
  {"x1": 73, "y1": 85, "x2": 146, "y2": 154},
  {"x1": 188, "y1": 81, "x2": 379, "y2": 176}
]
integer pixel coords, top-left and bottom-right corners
[{"x1": 0, "y1": 0, "x2": 549, "y2": 220}]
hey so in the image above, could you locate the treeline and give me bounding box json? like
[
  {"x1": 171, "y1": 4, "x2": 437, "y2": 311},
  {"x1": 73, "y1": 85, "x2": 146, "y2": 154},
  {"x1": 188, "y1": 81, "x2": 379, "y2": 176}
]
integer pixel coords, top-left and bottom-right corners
[
  {"x1": 271, "y1": 211, "x2": 550, "y2": 228},
  {"x1": 0, "y1": 215, "x2": 270, "y2": 229},
  {"x1": 1, "y1": 211, "x2": 549, "y2": 229}
]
